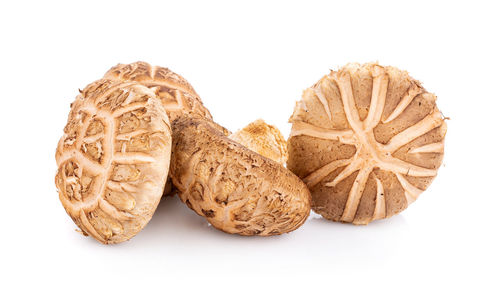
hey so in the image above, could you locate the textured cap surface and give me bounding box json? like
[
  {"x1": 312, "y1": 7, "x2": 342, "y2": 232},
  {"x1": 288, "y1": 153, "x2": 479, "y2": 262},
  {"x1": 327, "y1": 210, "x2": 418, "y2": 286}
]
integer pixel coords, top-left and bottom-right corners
[
  {"x1": 103, "y1": 61, "x2": 212, "y2": 122},
  {"x1": 55, "y1": 79, "x2": 172, "y2": 243},
  {"x1": 104, "y1": 62, "x2": 228, "y2": 196},
  {"x1": 171, "y1": 117, "x2": 311, "y2": 236},
  {"x1": 288, "y1": 63, "x2": 446, "y2": 224},
  {"x1": 229, "y1": 119, "x2": 288, "y2": 165}
]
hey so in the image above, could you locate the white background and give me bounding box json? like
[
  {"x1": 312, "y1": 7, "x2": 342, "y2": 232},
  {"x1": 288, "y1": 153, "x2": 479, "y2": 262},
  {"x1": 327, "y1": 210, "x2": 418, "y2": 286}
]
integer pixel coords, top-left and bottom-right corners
[{"x1": 1, "y1": 1, "x2": 498, "y2": 301}]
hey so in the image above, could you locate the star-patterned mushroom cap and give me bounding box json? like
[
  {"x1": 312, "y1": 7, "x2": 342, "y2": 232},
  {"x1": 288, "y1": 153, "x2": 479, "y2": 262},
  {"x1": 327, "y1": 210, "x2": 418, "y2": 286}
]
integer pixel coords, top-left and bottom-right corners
[{"x1": 287, "y1": 63, "x2": 446, "y2": 225}]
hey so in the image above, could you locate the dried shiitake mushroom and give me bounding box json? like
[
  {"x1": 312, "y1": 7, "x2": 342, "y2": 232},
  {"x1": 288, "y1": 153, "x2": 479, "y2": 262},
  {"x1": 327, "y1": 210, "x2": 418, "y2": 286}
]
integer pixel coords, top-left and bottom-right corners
[
  {"x1": 288, "y1": 63, "x2": 446, "y2": 225},
  {"x1": 103, "y1": 62, "x2": 228, "y2": 195},
  {"x1": 55, "y1": 79, "x2": 172, "y2": 243},
  {"x1": 103, "y1": 61, "x2": 211, "y2": 122},
  {"x1": 229, "y1": 119, "x2": 288, "y2": 165},
  {"x1": 170, "y1": 116, "x2": 311, "y2": 236}
]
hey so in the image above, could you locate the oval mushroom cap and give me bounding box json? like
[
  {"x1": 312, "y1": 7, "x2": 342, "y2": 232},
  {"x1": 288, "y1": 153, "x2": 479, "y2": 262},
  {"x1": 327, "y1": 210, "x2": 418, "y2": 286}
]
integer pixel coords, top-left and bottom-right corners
[
  {"x1": 55, "y1": 79, "x2": 172, "y2": 243},
  {"x1": 170, "y1": 116, "x2": 311, "y2": 236},
  {"x1": 288, "y1": 63, "x2": 446, "y2": 225}
]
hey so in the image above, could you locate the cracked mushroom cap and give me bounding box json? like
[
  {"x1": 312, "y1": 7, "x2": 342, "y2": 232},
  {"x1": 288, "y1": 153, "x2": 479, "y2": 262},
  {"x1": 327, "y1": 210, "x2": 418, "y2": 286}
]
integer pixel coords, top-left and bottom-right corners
[
  {"x1": 55, "y1": 79, "x2": 172, "y2": 243},
  {"x1": 287, "y1": 63, "x2": 446, "y2": 225},
  {"x1": 170, "y1": 116, "x2": 311, "y2": 236},
  {"x1": 103, "y1": 61, "x2": 212, "y2": 122}
]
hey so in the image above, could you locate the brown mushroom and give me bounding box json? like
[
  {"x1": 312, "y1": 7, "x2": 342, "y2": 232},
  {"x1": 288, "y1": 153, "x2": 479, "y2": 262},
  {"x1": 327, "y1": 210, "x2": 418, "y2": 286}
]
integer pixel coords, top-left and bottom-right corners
[
  {"x1": 55, "y1": 79, "x2": 172, "y2": 243},
  {"x1": 170, "y1": 116, "x2": 311, "y2": 236},
  {"x1": 229, "y1": 119, "x2": 288, "y2": 165},
  {"x1": 287, "y1": 63, "x2": 446, "y2": 224}
]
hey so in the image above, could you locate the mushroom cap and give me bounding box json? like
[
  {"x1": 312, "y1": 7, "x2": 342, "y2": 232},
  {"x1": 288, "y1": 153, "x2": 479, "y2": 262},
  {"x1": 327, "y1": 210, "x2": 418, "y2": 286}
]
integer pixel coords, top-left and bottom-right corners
[
  {"x1": 55, "y1": 79, "x2": 172, "y2": 243},
  {"x1": 103, "y1": 61, "x2": 212, "y2": 122},
  {"x1": 229, "y1": 119, "x2": 288, "y2": 165},
  {"x1": 170, "y1": 116, "x2": 311, "y2": 236},
  {"x1": 287, "y1": 63, "x2": 446, "y2": 225}
]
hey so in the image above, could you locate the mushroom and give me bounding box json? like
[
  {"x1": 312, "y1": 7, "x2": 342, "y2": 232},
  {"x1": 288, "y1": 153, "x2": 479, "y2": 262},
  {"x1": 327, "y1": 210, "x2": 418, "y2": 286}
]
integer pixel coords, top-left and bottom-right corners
[
  {"x1": 287, "y1": 63, "x2": 447, "y2": 224},
  {"x1": 229, "y1": 119, "x2": 288, "y2": 165},
  {"x1": 170, "y1": 116, "x2": 311, "y2": 236},
  {"x1": 55, "y1": 79, "x2": 172, "y2": 243}
]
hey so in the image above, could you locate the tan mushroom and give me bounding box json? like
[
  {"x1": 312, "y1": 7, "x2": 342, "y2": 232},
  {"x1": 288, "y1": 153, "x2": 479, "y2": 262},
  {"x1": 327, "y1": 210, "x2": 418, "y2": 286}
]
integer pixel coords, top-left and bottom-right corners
[
  {"x1": 287, "y1": 63, "x2": 447, "y2": 224},
  {"x1": 229, "y1": 119, "x2": 288, "y2": 165},
  {"x1": 103, "y1": 61, "x2": 211, "y2": 122},
  {"x1": 170, "y1": 116, "x2": 311, "y2": 236},
  {"x1": 55, "y1": 79, "x2": 172, "y2": 243}
]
